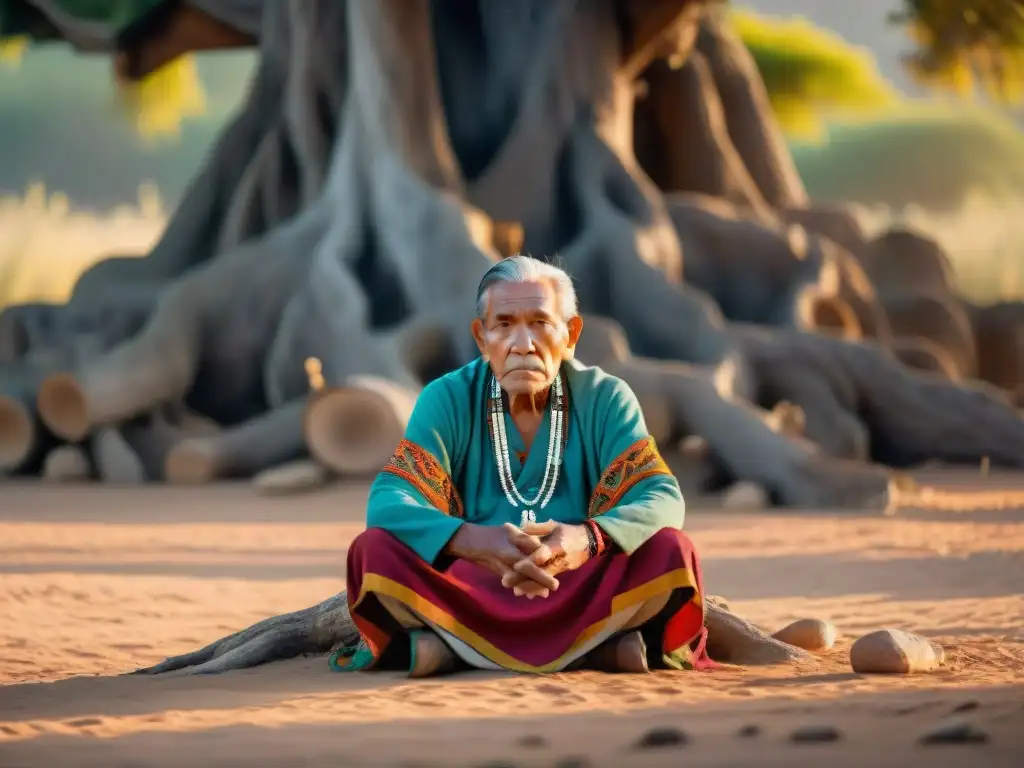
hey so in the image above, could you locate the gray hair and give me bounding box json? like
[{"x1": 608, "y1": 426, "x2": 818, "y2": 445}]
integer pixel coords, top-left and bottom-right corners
[{"x1": 475, "y1": 255, "x2": 579, "y2": 320}]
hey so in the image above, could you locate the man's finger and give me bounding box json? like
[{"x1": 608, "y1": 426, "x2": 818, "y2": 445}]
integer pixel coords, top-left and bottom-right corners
[
  {"x1": 522, "y1": 520, "x2": 559, "y2": 537},
  {"x1": 502, "y1": 523, "x2": 545, "y2": 555},
  {"x1": 512, "y1": 557, "x2": 560, "y2": 591}
]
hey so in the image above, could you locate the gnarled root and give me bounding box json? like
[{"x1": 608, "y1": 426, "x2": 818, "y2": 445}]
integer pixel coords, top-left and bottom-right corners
[
  {"x1": 132, "y1": 592, "x2": 358, "y2": 676},
  {"x1": 133, "y1": 592, "x2": 806, "y2": 676},
  {"x1": 305, "y1": 377, "x2": 419, "y2": 476},
  {"x1": 891, "y1": 337, "x2": 961, "y2": 381},
  {"x1": 705, "y1": 596, "x2": 809, "y2": 665},
  {"x1": 575, "y1": 317, "x2": 890, "y2": 508},
  {"x1": 695, "y1": 9, "x2": 808, "y2": 209},
  {"x1": 165, "y1": 399, "x2": 307, "y2": 484},
  {"x1": 633, "y1": 51, "x2": 770, "y2": 216}
]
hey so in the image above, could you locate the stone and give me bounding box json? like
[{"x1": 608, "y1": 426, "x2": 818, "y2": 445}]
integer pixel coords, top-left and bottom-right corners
[
  {"x1": 252, "y1": 459, "x2": 330, "y2": 495},
  {"x1": 850, "y1": 629, "x2": 945, "y2": 674},
  {"x1": 633, "y1": 726, "x2": 689, "y2": 749},
  {"x1": 721, "y1": 481, "x2": 769, "y2": 510},
  {"x1": 41, "y1": 445, "x2": 92, "y2": 482},
  {"x1": 737, "y1": 724, "x2": 761, "y2": 738},
  {"x1": 789, "y1": 725, "x2": 842, "y2": 743},
  {"x1": 919, "y1": 721, "x2": 989, "y2": 745},
  {"x1": 772, "y1": 618, "x2": 838, "y2": 653}
]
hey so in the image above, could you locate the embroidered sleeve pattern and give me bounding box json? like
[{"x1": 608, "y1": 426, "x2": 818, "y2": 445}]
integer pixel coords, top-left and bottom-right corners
[
  {"x1": 588, "y1": 436, "x2": 672, "y2": 518},
  {"x1": 381, "y1": 438, "x2": 465, "y2": 518}
]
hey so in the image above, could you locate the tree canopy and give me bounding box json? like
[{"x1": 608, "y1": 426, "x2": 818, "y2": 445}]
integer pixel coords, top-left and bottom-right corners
[{"x1": 890, "y1": 0, "x2": 1024, "y2": 102}]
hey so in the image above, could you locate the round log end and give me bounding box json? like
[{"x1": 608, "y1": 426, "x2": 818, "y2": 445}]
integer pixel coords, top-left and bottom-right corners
[
  {"x1": 164, "y1": 438, "x2": 219, "y2": 484},
  {"x1": 37, "y1": 373, "x2": 91, "y2": 442},
  {"x1": 305, "y1": 386, "x2": 412, "y2": 476},
  {"x1": 0, "y1": 394, "x2": 34, "y2": 471}
]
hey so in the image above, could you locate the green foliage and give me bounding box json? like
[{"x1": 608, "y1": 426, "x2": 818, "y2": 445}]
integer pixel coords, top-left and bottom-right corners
[
  {"x1": 733, "y1": 7, "x2": 898, "y2": 140},
  {"x1": 0, "y1": 0, "x2": 206, "y2": 138},
  {"x1": 889, "y1": 0, "x2": 1024, "y2": 103},
  {"x1": 792, "y1": 104, "x2": 1024, "y2": 209}
]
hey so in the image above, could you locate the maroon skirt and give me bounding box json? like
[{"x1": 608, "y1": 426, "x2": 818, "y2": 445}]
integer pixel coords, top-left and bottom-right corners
[{"x1": 333, "y1": 526, "x2": 711, "y2": 673}]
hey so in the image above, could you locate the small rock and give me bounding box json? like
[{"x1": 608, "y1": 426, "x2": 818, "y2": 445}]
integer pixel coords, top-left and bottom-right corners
[
  {"x1": 252, "y1": 459, "x2": 330, "y2": 496},
  {"x1": 721, "y1": 481, "x2": 769, "y2": 510},
  {"x1": 737, "y1": 724, "x2": 761, "y2": 738},
  {"x1": 850, "y1": 629, "x2": 945, "y2": 674},
  {"x1": 515, "y1": 734, "x2": 546, "y2": 748},
  {"x1": 790, "y1": 725, "x2": 842, "y2": 743},
  {"x1": 919, "y1": 720, "x2": 989, "y2": 745},
  {"x1": 42, "y1": 446, "x2": 92, "y2": 482},
  {"x1": 772, "y1": 619, "x2": 838, "y2": 653},
  {"x1": 678, "y1": 434, "x2": 708, "y2": 457},
  {"x1": 634, "y1": 726, "x2": 689, "y2": 749},
  {"x1": 951, "y1": 700, "x2": 980, "y2": 714}
]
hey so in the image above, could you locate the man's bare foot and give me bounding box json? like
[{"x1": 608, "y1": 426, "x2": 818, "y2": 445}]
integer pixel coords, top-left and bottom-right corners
[
  {"x1": 586, "y1": 630, "x2": 650, "y2": 673},
  {"x1": 408, "y1": 630, "x2": 460, "y2": 678}
]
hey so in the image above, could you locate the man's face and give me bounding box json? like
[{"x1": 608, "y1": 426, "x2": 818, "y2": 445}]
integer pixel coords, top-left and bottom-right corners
[{"x1": 471, "y1": 279, "x2": 583, "y2": 396}]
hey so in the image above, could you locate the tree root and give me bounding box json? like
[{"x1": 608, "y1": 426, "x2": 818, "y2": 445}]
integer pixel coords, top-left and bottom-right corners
[
  {"x1": 704, "y1": 596, "x2": 809, "y2": 665},
  {"x1": 634, "y1": 51, "x2": 770, "y2": 216},
  {"x1": 132, "y1": 592, "x2": 357, "y2": 676},
  {"x1": 132, "y1": 591, "x2": 806, "y2": 676},
  {"x1": 574, "y1": 317, "x2": 890, "y2": 508},
  {"x1": 695, "y1": 10, "x2": 808, "y2": 209}
]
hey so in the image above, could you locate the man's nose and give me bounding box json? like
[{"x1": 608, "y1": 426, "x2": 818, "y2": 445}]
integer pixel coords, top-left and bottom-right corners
[{"x1": 509, "y1": 324, "x2": 533, "y2": 352}]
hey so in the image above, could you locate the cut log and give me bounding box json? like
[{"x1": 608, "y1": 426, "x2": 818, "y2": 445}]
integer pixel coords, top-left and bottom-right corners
[
  {"x1": 165, "y1": 399, "x2": 308, "y2": 484},
  {"x1": 304, "y1": 376, "x2": 419, "y2": 476}
]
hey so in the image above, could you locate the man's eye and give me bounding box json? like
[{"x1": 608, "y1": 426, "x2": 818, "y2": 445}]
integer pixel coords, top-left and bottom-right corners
[{"x1": 496, "y1": 321, "x2": 510, "y2": 329}]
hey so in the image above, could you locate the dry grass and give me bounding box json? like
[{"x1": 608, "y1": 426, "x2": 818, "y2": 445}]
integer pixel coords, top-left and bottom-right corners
[
  {"x1": 0, "y1": 185, "x2": 1023, "y2": 312},
  {"x1": 0, "y1": 182, "x2": 166, "y2": 309}
]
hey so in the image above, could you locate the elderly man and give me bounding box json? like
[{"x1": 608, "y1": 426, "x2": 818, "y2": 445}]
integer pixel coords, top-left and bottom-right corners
[{"x1": 332, "y1": 256, "x2": 709, "y2": 677}]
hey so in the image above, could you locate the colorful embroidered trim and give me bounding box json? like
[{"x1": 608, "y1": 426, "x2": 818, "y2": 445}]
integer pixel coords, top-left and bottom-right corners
[
  {"x1": 588, "y1": 436, "x2": 672, "y2": 517},
  {"x1": 382, "y1": 438, "x2": 465, "y2": 518}
]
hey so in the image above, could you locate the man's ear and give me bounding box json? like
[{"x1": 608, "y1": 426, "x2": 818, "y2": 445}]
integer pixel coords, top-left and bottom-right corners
[
  {"x1": 471, "y1": 317, "x2": 488, "y2": 357},
  {"x1": 563, "y1": 315, "x2": 584, "y2": 359}
]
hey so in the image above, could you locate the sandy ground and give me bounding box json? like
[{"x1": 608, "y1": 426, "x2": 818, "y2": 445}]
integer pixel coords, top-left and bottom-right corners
[{"x1": 0, "y1": 478, "x2": 1022, "y2": 767}]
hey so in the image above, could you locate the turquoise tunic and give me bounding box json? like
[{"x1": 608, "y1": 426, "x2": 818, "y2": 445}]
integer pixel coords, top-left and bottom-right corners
[{"x1": 366, "y1": 357, "x2": 686, "y2": 564}]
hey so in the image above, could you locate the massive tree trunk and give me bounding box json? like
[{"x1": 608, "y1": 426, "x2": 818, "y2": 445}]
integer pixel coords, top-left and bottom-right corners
[{"x1": 4, "y1": 0, "x2": 1024, "y2": 672}]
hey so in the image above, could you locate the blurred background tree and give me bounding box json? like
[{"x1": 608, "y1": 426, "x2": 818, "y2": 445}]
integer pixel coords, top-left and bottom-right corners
[{"x1": 890, "y1": 0, "x2": 1024, "y2": 103}]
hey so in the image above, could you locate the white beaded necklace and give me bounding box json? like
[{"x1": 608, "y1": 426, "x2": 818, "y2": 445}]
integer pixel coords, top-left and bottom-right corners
[{"x1": 488, "y1": 372, "x2": 566, "y2": 528}]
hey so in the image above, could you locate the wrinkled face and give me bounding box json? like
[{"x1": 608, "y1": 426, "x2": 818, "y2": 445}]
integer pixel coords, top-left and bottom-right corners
[{"x1": 471, "y1": 279, "x2": 583, "y2": 396}]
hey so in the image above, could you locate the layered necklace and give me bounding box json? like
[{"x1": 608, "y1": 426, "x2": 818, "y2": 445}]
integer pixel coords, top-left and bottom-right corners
[{"x1": 486, "y1": 370, "x2": 570, "y2": 528}]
